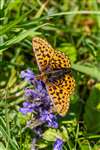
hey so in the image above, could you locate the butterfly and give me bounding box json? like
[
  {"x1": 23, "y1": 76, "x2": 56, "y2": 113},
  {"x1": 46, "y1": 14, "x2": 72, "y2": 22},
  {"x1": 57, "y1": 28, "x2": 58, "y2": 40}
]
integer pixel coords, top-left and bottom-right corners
[{"x1": 32, "y1": 37, "x2": 75, "y2": 116}]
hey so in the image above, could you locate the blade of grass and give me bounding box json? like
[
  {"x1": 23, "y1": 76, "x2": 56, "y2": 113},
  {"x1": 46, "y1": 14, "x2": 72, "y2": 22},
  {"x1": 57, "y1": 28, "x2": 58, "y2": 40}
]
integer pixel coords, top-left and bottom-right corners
[
  {"x1": 47, "y1": 10, "x2": 100, "y2": 17},
  {"x1": 72, "y1": 63, "x2": 100, "y2": 81},
  {"x1": 0, "y1": 8, "x2": 34, "y2": 35},
  {"x1": 0, "y1": 125, "x2": 19, "y2": 150},
  {"x1": 0, "y1": 23, "x2": 49, "y2": 53}
]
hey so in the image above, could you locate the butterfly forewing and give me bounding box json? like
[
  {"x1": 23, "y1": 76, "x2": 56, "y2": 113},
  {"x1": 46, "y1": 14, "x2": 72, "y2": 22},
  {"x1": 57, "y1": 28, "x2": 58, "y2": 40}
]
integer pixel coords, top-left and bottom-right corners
[
  {"x1": 49, "y1": 50, "x2": 71, "y2": 71},
  {"x1": 32, "y1": 37, "x2": 54, "y2": 72}
]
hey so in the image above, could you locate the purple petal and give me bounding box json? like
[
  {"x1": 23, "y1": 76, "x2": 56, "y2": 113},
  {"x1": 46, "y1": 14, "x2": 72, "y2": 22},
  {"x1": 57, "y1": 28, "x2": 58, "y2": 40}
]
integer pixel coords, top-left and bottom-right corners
[
  {"x1": 35, "y1": 80, "x2": 44, "y2": 92},
  {"x1": 23, "y1": 102, "x2": 30, "y2": 107},
  {"x1": 42, "y1": 96, "x2": 52, "y2": 109},
  {"x1": 19, "y1": 102, "x2": 37, "y2": 115},
  {"x1": 39, "y1": 111, "x2": 58, "y2": 128},
  {"x1": 19, "y1": 107, "x2": 30, "y2": 115},
  {"x1": 48, "y1": 120, "x2": 58, "y2": 128},
  {"x1": 24, "y1": 88, "x2": 39, "y2": 99},
  {"x1": 53, "y1": 138, "x2": 63, "y2": 150},
  {"x1": 21, "y1": 69, "x2": 35, "y2": 83}
]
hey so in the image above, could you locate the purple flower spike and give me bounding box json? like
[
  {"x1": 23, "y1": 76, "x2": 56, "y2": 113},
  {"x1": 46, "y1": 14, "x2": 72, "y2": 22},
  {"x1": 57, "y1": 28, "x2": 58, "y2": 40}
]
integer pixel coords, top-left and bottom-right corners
[
  {"x1": 21, "y1": 69, "x2": 35, "y2": 83},
  {"x1": 53, "y1": 138, "x2": 63, "y2": 150},
  {"x1": 20, "y1": 68, "x2": 60, "y2": 147}
]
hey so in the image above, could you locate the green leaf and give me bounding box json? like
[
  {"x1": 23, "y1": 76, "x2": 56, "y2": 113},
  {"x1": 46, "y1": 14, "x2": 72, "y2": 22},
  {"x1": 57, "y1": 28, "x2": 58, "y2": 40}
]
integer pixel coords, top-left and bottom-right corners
[
  {"x1": 43, "y1": 128, "x2": 62, "y2": 141},
  {"x1": 79, "y1": 142, "x2": 92, "y2": 150},
  {"x1": 58, "y1": 43, "x2": 77, "y2": 63}
]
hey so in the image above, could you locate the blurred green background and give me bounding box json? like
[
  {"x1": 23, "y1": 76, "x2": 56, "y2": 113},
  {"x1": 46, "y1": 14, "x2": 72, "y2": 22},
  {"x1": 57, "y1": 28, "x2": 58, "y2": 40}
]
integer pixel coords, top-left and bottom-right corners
[{"x1": 0, "y1": 0, "x2": 100, "y2": 149}]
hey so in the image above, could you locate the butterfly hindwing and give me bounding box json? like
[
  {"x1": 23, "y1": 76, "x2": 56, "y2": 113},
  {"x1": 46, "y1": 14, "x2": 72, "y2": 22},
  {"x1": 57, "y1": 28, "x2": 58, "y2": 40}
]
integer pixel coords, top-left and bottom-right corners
[{"x1": 46, "y1": 72, "x2": 75, "y2": 116}]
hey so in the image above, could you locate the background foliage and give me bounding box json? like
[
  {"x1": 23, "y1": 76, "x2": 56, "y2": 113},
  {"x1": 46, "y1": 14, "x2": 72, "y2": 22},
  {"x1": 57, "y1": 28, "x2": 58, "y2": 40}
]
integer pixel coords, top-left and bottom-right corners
[{"x1": 0, "y1": 0, "x2": 100, "y2": 149}]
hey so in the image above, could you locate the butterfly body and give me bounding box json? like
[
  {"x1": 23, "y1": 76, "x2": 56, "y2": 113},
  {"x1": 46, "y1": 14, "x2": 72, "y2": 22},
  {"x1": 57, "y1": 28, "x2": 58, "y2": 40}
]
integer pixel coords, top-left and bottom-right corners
[
  {"x1": 46, "y1": 68, "x2": 71, "y2": 82},
  {"x1": 32, "y1": 37, "x2": 75, "y2": 116}
]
